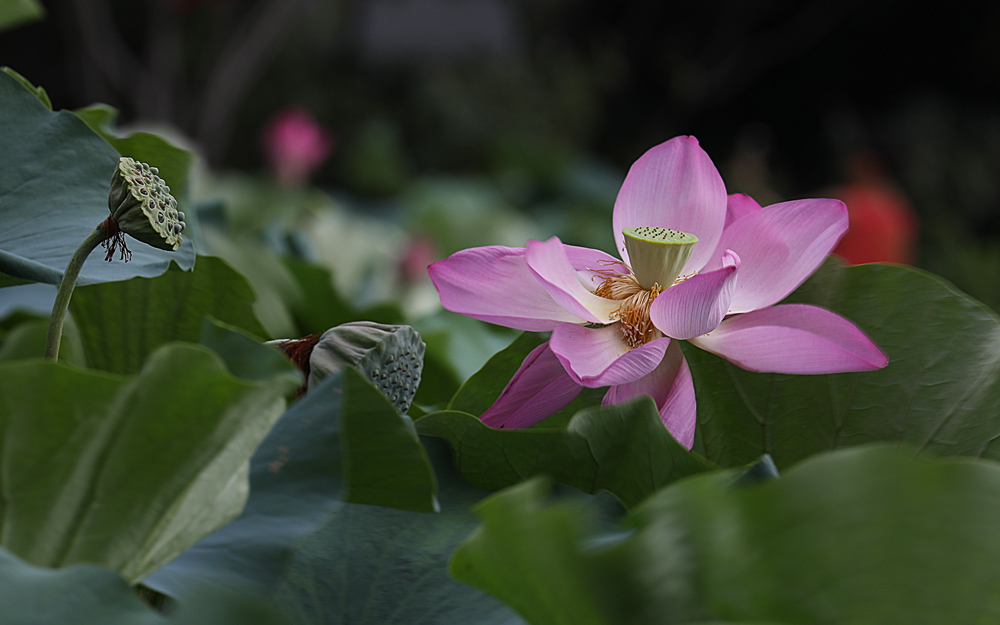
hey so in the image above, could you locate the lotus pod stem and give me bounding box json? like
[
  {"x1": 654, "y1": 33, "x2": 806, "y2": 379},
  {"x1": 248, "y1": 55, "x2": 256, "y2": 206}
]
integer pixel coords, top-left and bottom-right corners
[
  {"x1": 44, "y1": 158, "x2": 181, "y2": 360},
  {"x1": 43, "y1": 227, "x2": 104, "y2": 360}
]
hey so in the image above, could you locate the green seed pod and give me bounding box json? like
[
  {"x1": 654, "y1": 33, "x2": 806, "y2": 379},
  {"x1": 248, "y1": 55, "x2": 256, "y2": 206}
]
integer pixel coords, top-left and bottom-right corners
[
  {"x1": 308, "y1": 321, "x2": 426, "y2": 414},
  {"x1": 107, "y1": 157, "x2": 184, "y2": 251}
]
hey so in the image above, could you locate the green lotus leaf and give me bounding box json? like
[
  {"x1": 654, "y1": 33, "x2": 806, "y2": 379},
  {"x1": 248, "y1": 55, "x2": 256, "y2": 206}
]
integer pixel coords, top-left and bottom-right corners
[
  {"x1": 688, "y1": 260, "x2": 1000, "y2": 469},
  {"x1": 453, "y1": 445, "x2": 1000, "y2": 624},
  {"x1": 145, "y1": 370, "x2": 521, "y2": 625},
  {"x1": 418, "y1": 399, "x2": 716, "y2": 509},
  {"x1": 0, "y1": 343, "x2": 297, "y2": 583},
  {"x1": 0, "y1": 546, "x2": 291, "y2": 625},
  {"x1": 69, "y1": 256, "x2": 268, "y2": 374}
]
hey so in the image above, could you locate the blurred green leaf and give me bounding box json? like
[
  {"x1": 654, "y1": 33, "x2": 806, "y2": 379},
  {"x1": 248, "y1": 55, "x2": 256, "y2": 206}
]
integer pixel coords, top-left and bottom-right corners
[
  {"x1": 405, "y1": 177, "x2": 542, "y2": 257},
  {"x1": 0, "y1": 2, "x2": 44, "y2": 32},
  {"x1": 689, "y1": 261, "x2": 1000, "y2": 469},
  {"x1": 412, "y1": 326, "x2": 463, "y2": 408},
  {"x1": 0, "y1": 272, "x2": 32, "y2": 288},
  {"x1": 69, "y1": 256, "x2": 267, "y2": 374},
  {"x1": 454, "y1": 445, "x2": 1000, "y2": 624},
  {"x1": 0, "y1": 316, "x2": 85, "y2": 366},
  {"x1": 282, "y1": 256, "x2": 356, "y2": 332},
  {"x1": 0, "y1": 343, "x2": 296, "y2": 584},
  {"x1": 418, "y1": 398, "x2": 717, "y2": 509},
  {"x1": 413, "y1": 311, "x2": 518, "y2": 401},
  {"x1": 198, "y1": 317, "x2": 298, "y2": 383},
  {"x1": 74, "y1": 103, "x2": 194, "y2": 200},
  {"x1": 0, "y1": 70, "x2": 194, "y2": 286},
  {"x1": 282, "y1": 256, "x2": 404, "y2": 334},
  {"x1": 145, "y1": 373, "x2": 522, "y2": 625},
  {"x1": 199, "y1": 228, "x2": 300, "y2": 338},
  {"x1": 452, "y1": 478, "x2": 611, "y2": 625}
]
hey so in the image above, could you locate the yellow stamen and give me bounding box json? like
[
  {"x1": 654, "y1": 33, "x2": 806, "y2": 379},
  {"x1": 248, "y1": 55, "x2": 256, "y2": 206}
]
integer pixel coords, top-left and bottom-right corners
[{"x1": 594, "y1": 272, "x2": 664, "y2": 349}]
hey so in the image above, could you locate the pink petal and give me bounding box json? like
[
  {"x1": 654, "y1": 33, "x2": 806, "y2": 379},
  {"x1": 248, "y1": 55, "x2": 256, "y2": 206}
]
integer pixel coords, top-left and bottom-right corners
[
  {"x1": 525, "y1": 237, "x2": 622, "y2": 324},
  {"x1": 603, "y1": 340, "x2": 696, "y2": 449},
  {"x1": 689, "y1": 304, "x2": 888, "y2": 374},
  {"x1": 613, "y1": 136, "x2": 727, "y2": 275},
  {"x1": 725, "y1": 193, "x2": 763, "y2": 229},
  {"x1": 649, "y1": 250, "x2": 740, "y2": 340},
  {"x1": 550, "y1": 323, "x2": 670, "y2": 388},
  {"x1": 428, "y1": 246, "x2": 586, "y2": 331},
  {"x1": 704, "y1": 198, "x2": 848, "y2": 313},
  {"x1": 480, "y1": 342, "x2": 583, "y2": 429}
]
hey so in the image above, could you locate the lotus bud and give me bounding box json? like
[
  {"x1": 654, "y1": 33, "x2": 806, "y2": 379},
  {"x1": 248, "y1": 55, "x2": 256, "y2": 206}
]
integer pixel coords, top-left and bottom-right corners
[{"x1": 107, "y1": 157, "x2": 184, "y2": 253}]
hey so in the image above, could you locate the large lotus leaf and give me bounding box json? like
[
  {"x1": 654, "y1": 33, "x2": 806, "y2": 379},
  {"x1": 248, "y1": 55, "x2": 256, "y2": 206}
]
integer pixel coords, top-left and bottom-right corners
[
  {"x1": 341, "y1": 368, "x2": 439, "y2": 512},
  {"x1": 0, "y1": 343, "x2": 297, "y2": 584},
  {"x1": 417, "y1": 399, "x2": 716, "y2": 509},
  {"x1": 0, "y1": 70, "x2": 194, "y2": 286},
  {"x1": 687, "y1": 261, "x2": 1000, "y2": 469},
  {"x1": 454, "y1": 446, "x2": 1000, "y2": 625},
  {"x1": 145, "y1": 370, "x2": 522, "y2": 625},
  {"x1": 74, "y1": 103, "x2": 194, "y2": 200},
  {"x1": 419, "y1": 328, "x2": 712, "y2": 508},
  {"x1": 0, "y1": 315, "x2": 86, "y2": 366},
  {"x1": 68, "y1": 256, "x2": 268, "y2": 374},
  {"x1": 0, "y1": 547, "x2": 292, "y2": 625}
]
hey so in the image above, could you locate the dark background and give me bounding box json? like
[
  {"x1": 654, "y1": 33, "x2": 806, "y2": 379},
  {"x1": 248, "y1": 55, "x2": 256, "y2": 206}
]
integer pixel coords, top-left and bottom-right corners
[{"x1": 4, "y1": 0, "x2": 1000, "y2": 304}]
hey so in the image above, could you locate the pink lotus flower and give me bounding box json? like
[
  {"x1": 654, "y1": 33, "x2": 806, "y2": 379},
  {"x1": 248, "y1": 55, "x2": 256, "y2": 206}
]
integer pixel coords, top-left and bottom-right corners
[
  {"x1": 262, "y1": 106, "x2": 334, "y2": 186},
  {"x1": 428, "y1": 137, "x2": 887, "y2": 448}
]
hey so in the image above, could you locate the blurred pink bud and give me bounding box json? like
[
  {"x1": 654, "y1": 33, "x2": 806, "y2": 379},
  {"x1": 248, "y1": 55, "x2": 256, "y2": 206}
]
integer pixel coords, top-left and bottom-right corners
[
  {"x1": 262, "y1": 106, "x2": 334, "y2": 185},
  {"x1": 399, "y1": 236, "x2": 437, "y2": 283}
]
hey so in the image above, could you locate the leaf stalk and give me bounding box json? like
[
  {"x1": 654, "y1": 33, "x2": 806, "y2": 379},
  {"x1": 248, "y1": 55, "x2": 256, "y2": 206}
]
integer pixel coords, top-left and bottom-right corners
[{"x1": 44, "y1": 227, "x2": 104, "y2": 360}]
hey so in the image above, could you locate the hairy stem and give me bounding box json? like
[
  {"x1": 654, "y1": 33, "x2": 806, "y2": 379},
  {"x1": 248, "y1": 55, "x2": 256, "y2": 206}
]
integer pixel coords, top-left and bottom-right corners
[{"x1": 44, "y1": 227, "x2": 105, "y2": 360}]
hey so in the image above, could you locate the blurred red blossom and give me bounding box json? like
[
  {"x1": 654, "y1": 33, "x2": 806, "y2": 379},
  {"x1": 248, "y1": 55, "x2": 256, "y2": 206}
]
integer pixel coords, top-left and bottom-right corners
[
  {"x1": 829, "y1": 151, "x2": 919, "y2": 265},
  {"x1": 262, "y1": 106, "x2": 334, "y2": 186}
]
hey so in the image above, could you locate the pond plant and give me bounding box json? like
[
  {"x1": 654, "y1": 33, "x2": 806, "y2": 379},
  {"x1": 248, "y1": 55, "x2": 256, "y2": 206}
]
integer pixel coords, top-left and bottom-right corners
[
  {"x1": 429, "y1": 136, "x2": 887, "y2": 446},
  {"x1": 6, "y1": 68, "x2": 1000, "y2": 624}
]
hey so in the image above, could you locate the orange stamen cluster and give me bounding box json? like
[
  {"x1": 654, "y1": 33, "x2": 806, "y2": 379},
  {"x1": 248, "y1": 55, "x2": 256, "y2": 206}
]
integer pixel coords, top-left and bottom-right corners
[{"x1": 594, "y1": 271, "x2": 663, "y2": 348}]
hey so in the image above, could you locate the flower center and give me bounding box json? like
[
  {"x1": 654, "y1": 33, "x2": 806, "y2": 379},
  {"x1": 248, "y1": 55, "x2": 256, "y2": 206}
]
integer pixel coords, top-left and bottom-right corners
[
  {"x1": 592, "y1": 226, "x2": 699, "y2": 349},
  {"x1": 622, "y1": 226, "x2": 697, "y2": 289},
  {"x1": 594, "y1": 272, "x2": 663, "y2": 349}
]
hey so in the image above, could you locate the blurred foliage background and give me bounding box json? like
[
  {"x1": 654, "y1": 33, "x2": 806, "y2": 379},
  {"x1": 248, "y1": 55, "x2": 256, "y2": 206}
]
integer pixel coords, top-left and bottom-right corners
[{"x1": 3, "y1": 0, "x2": 1000, "y2": 318}]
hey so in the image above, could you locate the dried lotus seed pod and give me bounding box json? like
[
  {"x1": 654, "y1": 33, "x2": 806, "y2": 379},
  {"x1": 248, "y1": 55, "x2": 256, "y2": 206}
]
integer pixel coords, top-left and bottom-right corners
[
  {"x1": 307, "y1": 322, "x2": 426, "y2": 414},
  {"x1": 107, "y1": 156, "x2": 184, "y2": 252}
]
